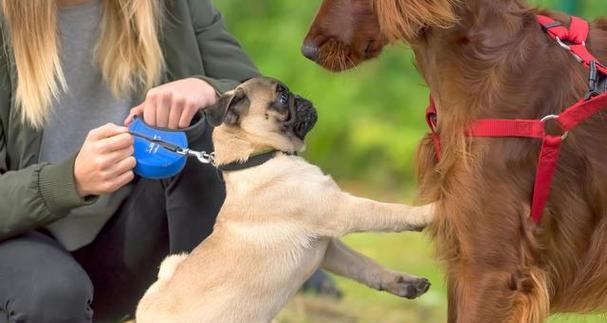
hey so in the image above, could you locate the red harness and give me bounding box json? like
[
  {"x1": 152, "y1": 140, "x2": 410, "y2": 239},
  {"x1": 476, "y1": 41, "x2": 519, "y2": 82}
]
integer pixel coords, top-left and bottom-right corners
[{"x1": 426, "y1": 15, "x2": 607, "y2": 224}]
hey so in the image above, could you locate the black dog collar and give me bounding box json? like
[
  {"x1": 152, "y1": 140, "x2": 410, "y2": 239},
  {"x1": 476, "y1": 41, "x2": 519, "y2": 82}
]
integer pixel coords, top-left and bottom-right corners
[{"x1": 217, "y1": 150, "x2": 294, "y2": 172}]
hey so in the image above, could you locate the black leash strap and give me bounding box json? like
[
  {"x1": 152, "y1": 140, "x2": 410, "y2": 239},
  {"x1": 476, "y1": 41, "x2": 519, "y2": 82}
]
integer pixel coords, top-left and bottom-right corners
[{"x1": 129, "y1": 131, "x2": 183, "y2": 153}]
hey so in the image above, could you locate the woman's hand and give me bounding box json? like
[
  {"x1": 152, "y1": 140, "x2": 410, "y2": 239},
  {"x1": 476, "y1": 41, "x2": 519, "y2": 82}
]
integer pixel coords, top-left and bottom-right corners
[
  {"x1": 124, "y1": 78, "x2": 218, "y2": 129},
  {"x1": 74, "y1": 123, "x2": 136, "y2": 197}
]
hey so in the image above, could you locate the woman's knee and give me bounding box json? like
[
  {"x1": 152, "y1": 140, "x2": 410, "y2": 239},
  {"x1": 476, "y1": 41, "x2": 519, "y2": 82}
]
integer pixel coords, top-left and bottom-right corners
[
  {"x1": 5, "y1": 268, "x2": 93, "y2": 323},
  {"x1": 0, "y1": 232, "x2": 94, "y2": 323}
]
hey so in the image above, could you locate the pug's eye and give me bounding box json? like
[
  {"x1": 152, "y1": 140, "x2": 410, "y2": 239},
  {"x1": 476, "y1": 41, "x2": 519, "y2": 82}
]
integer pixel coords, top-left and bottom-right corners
[
  {"x1": 279, "y1": 91, "x2": 289, "y2": 105},
  {"x1": 276, "y1": 84, "x2": 289, "y2": 106}
]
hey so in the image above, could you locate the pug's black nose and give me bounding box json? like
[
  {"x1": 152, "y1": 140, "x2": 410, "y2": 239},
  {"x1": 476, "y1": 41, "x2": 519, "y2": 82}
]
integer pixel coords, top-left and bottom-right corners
[
  {"x1": 301, "y1": 43, "x2": 320, "y2": 62},
  {"x1": 293, "y1": 100, "x2": 318, "y2": 140}
]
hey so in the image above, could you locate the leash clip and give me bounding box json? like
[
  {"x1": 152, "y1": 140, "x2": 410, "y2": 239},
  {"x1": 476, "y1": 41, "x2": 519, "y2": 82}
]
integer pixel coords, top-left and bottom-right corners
[{"x1": 176, "y1": 148, "x2": 216, "y2": 166}]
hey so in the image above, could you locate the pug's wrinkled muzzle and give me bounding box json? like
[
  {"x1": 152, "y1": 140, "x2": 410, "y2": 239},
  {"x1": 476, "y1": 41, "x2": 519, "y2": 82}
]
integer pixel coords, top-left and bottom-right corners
[{"x1": 292, "y1": 96, "x2": 318, "y2": 140}]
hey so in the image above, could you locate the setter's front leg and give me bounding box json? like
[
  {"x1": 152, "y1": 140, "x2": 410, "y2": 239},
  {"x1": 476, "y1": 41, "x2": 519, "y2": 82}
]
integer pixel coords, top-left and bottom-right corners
[
  {"x1": 447, "y1": 264, "x2": 549, "y2": 323},
  {"x1": 437, "y1": 199, "x2": 550, "y2": 322}
]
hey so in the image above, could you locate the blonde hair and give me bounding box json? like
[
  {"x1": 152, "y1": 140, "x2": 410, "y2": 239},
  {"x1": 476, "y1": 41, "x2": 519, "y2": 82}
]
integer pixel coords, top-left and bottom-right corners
[{"x1": 1, "y1": 0, "x2": 165, "y2": 128}]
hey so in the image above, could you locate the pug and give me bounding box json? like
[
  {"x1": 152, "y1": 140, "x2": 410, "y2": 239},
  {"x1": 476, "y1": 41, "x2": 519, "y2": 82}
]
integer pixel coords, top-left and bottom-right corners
[{"x1": 135, "y1": 77, "x2": 435, "y2": 323}]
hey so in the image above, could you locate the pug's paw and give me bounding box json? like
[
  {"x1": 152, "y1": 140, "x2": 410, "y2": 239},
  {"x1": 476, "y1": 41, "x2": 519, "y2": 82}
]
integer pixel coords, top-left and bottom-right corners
[
  {"x1": 382, "y1": 276, "x2": 430, "y2": 299},
  {"x1": 410, "y1": 224, "x2": 427, "y2": 232}
]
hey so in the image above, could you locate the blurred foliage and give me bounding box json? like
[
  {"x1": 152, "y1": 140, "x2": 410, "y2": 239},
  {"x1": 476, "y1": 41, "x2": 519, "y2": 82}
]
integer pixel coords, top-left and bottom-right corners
[
  {"x1": 214, "y1": 1, "x2": 607, "y2": 322},
  {"x1": 216, "y1": 0, "x2": 607, "y2": 197}
]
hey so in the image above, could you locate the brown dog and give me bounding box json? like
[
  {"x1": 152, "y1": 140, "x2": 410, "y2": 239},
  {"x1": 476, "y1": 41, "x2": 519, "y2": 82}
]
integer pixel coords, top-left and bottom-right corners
[
  {"x1": 134, "y1": 77, "x2": 434, "y2": 323},
  {"x1": 303, "y1": 1, "x2": 607, "y2": 322}
]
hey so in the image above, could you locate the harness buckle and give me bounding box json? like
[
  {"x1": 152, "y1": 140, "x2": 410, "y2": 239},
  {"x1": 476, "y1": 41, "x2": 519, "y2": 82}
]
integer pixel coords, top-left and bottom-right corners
[
  {"x1": 541, "y1": 115, "x2": 569, "y2": 140},
  {"x1": 585, "y1": 60, "x2": 607, "y2": 100}
]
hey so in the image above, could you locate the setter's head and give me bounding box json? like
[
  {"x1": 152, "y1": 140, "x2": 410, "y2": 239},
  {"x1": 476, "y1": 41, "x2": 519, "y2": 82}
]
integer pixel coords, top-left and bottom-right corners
[{"x1": 302, "y1": 0, "x2": 459, "y2": 71}]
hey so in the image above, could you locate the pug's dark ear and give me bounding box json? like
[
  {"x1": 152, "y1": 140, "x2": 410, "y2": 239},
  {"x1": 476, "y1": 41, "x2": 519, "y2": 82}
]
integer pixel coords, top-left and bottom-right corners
[
  {"x1": 223, "y1": 89, "x2": 250, "y2": 126},
  {"x1": 205, "y1": 93, "x2": 232, "y2": 127},
  {"x1": 205, "y1": 88, "x2": 250, "y2": 127}
]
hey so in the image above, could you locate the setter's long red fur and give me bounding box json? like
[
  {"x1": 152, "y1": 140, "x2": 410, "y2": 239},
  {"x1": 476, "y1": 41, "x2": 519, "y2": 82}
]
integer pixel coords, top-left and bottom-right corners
[{"x1": 303, "y1": 0, "x2": 607, "y2": 322}]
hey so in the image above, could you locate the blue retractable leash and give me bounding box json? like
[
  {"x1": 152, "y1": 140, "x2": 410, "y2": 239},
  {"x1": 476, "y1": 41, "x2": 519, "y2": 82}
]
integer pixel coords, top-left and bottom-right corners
[{"x1": 128, "y1": 117, "x2": 215, "y2": 179}]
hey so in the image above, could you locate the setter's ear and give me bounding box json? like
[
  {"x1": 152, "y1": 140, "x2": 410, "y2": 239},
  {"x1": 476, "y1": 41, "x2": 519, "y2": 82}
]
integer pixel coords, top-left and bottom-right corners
[
  {"x1": 374, "y1": 0, "x2": 459, "y2": 41},
  {"x1": 205, "y1": 88, "x2": 250, "y2": 127}
]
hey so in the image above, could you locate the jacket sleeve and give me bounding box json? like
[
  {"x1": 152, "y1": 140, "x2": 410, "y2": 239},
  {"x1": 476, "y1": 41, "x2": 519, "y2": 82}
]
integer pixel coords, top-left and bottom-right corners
[
  {"x1": 0, "y1": 150, "x2": 93, "y2": 240},
  {"x1": 0, "y1": 29, "x2": 94, "y2": 241},
  {"x1": 188, "y1": 0, "x2": 260, "y2": 94}
]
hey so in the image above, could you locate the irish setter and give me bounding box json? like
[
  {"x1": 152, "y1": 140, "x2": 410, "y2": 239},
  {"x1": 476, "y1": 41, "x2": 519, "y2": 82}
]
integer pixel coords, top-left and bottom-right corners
[{"x1": 302, "y1": 0, "x2": 607, "y2": 322}]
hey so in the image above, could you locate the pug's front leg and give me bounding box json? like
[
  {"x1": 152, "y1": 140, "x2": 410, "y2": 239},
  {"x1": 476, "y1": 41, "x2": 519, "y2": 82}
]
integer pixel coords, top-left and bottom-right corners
[
  {"x1": 324, "y1": 193, "x2": 435, "y2": 236},
  {"x1": 321, "y1": 239, "x2": 430, "y2": 299}
]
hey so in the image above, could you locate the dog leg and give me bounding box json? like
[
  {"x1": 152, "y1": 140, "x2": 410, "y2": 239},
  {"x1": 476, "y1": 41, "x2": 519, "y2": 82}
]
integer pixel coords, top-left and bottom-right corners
[
  {"x1": 323, "y1": 193, "x2": 435, "y2": 236},
  {"x1": 321, "y1": 239, "x2": 430, "y2": 299},
  {"x1": 446, "y1": 265, "x2": 549, "y2": 323}
]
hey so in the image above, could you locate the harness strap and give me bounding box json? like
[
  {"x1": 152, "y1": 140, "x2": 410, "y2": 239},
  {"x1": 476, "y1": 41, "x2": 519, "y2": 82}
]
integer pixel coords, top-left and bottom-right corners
[
  {"x1": 530, "y1": 135, "x2": 563, "y2": 223},
  {"x1": 426, "y1": 97, "x2": 441, "y2": 159},
  {"x1": 537, "y1": 15, "x2": 607, "y2": 74},
  {"x1": 559, "y1": 94, "x2": 607, "y2": 130},
  {"x1": 426, "y1": 15, "x2": 607, "y2": 224},
  {"x1": 537, "y1": 15, "x2": 588, "y2": 44},
  {"x1": 466, "y1": 119, "x2": 545, "y2": 138}
]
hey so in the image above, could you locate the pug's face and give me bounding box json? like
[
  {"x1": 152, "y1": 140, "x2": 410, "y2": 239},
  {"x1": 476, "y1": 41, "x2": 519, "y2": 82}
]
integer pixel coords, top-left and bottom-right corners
[{"x1": 206, "y1": 77, "x2": 318, "y2": 152}]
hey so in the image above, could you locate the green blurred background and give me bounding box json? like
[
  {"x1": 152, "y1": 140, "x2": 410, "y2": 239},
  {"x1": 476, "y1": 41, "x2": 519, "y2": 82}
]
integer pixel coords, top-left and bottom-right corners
[{"x1": 214, "y1": 1, "x2": 607, "y2": 322}]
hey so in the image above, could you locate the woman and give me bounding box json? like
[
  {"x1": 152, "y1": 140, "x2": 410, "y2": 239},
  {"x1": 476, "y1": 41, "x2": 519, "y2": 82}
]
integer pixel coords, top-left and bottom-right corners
[{"x1": 0, "y1": 0, "x2": 258, "y2": 321}]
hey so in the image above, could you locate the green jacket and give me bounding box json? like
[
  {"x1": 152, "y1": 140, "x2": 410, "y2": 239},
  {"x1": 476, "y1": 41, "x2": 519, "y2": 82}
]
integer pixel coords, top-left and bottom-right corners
[{"x1": 0, "y1": 0, "x2": 259, "y2": 240}]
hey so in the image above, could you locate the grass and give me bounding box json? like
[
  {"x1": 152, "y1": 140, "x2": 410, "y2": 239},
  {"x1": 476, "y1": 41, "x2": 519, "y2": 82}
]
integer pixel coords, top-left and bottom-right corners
[{"x1": 275, "y1": 183, "x2": 607, "y2": 323}]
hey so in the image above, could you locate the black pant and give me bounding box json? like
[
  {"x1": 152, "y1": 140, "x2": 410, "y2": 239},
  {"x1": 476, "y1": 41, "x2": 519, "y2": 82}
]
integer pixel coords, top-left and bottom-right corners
[{"x1": 0, "y1": 122, "x2": 225, "y2": 323}]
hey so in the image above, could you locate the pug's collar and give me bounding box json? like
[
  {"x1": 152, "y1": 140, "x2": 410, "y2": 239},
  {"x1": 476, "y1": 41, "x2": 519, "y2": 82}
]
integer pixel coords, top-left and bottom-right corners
[{"x1": 217, "y1": 150, "x2": 296, "y2": 172}]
